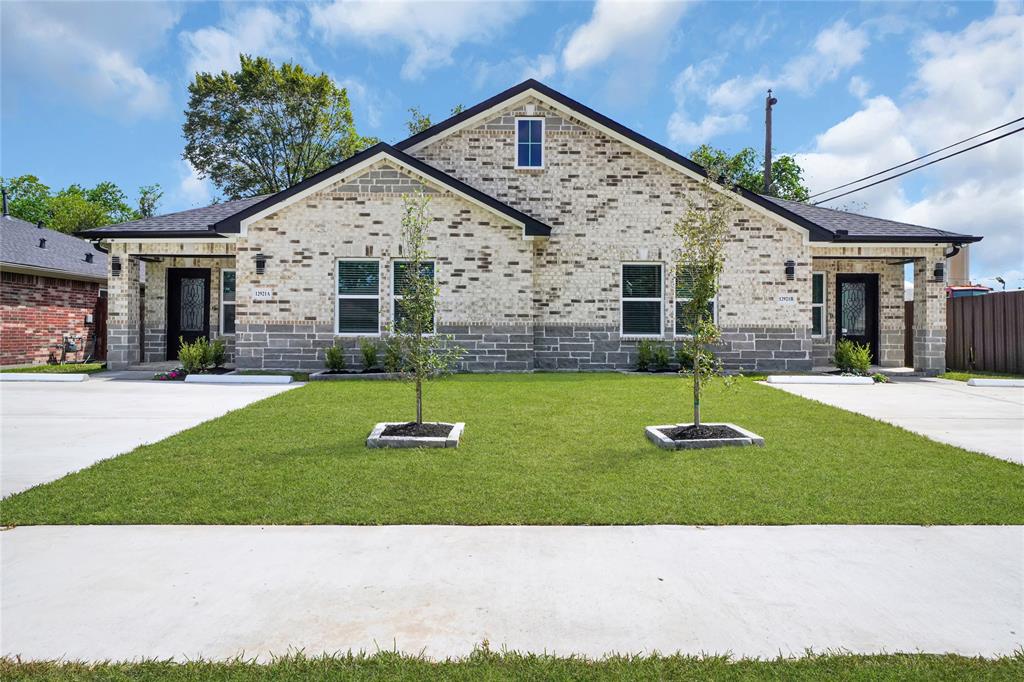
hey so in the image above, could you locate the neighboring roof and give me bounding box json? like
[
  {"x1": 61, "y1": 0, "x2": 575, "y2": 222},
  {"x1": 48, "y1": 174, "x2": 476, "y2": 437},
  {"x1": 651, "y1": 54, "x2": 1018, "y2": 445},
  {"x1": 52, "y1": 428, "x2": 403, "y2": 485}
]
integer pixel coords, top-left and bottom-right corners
[
  {"x1": 211, "y1": 142, "x2": 552, "y2": 237},
  {"x1": 396, "y1": 79, "x2": 982, "y2": 245},
  {"x1": 1, "y1": 214, "x2": 107, "y2": 280},
  {"x1": 82, "y1": 195, "x2": 268, "y2": 238},
  {"x1": 759, "y1": 195, "x2": 983, "y2": 244}
]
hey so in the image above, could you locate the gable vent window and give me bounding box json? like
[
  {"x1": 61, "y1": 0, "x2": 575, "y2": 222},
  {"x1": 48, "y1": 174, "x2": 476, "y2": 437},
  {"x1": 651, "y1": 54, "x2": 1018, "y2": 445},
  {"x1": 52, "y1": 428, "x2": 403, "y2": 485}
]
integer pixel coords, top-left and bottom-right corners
[
  {"x1": 515, "y1": 118, "x2": 544, "y2": 168},
  {"x1": 621, "y1": 263, "x2": 663, "y2": 337},
  {"x1": 336, "y1": 259, "x2": 380, "y2": 335},
  {"x1": 675, "y1": 267, "x2": 717, "y2": 336}
]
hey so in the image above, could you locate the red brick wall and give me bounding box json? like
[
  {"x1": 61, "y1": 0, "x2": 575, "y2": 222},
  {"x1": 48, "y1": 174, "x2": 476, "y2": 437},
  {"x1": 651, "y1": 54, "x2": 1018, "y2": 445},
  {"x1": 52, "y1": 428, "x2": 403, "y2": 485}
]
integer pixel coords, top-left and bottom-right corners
[{"x1": 0, "y1": 272, "x2": 102, "y2": 365}]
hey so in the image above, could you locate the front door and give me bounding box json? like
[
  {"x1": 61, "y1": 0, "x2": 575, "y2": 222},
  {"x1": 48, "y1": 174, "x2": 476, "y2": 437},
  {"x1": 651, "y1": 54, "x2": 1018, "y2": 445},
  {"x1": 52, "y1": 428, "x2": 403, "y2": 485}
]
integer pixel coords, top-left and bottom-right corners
[
  {"x1": 166, "y1": 268, "x2": 211, "y2": 360},
  {"x1": 835, "y1": 273, "x2": 879, "y2": 362}
]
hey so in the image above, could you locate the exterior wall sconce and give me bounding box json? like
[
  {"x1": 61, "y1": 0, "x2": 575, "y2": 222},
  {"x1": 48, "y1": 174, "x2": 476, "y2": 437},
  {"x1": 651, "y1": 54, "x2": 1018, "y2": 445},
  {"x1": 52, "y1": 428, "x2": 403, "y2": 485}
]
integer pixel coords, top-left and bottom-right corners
[
  {"x1": 111, "y1": 256, "x2": 122, "y2": 277},
  {"x1": 784, "y1": 260, "x2": 796, "y2": 280},
  {"x1": 255, "y1": 253, "x2": 267, "y2": 275},
  {"x1": 933, "y1": 261, "x2": 945, "y2": 282}
]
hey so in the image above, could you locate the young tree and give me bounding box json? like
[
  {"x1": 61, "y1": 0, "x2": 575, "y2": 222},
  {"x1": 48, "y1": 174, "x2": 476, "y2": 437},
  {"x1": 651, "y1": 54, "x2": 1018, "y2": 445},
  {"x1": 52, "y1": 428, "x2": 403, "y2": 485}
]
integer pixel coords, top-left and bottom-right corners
[
  {"x1": 393, "y1": 190, "x2": 464, "y2": 424},
  {"x1": 136, "y1": 184, "x2": 164, "y2": 218},
  {"x1": 183, "y1": 55, "x2": 376, "y2": 199},
  {"x1": 405, "y1": 104, "x2": 465, "y2": 136},
  {"x1": 690, "y1": 144, "x2": 810, "y2": 202},
  {"x1": 674, "y1": 163, "x2": 738, "y2": 427}
]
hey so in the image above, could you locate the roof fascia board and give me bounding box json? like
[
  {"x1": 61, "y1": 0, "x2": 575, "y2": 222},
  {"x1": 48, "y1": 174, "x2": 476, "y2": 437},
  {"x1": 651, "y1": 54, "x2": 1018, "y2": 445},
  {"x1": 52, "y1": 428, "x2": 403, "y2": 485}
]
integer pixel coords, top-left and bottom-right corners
[
  {"x1": 0, "y1": 262, "x2": 106, "y2": 283},
  {"x1": 96, "y1": 236, "x2": 232, "y2": 244}
]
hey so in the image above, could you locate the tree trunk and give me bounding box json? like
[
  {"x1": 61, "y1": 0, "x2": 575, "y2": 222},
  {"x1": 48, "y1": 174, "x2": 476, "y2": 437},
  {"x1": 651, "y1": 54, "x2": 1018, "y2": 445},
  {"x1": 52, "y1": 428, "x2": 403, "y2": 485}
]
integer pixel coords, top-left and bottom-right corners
[
  {"x1": 693, "y1": 350, "x2": 701, "y2": 427},
  {"x1": 416, "y1": 377, "x2": 423, "y2": 424}
]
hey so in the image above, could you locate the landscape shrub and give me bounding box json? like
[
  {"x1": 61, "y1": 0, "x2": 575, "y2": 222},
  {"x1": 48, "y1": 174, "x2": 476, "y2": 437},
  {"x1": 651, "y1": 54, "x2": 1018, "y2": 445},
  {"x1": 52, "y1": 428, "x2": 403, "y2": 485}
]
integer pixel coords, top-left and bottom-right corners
[
  {"x1": 359, "y1": 338, "x2": 379, "y2": 370},
  {"x1": 834, "y1": 338, "x2": 872, "y2": 375},
  {"x1": 383, "y1": 337, "x2": 404, "y2": 373},
  {"x1": 207, "y1": 338, "x2": 227, "y2": 368},
  {"x1": 636, "y1": 339, "x2": 656, "y2": 371},
  {"x1": 652, "y1": 343, "x2": 671, "y2": 371},
  {"x1": 177, "y1": 337, "x2": 210, "y2": 374},
  {"x1": 325, "y1": 343, "x2": 346, "y2": 372}
]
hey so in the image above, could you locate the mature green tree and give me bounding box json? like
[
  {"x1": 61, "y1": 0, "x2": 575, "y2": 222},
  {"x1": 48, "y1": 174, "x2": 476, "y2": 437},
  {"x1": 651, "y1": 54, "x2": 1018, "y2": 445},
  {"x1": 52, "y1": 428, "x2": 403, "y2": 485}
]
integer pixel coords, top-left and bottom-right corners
[
  {"x1": 405, "y1": 104, "x2": 465, "y2": 136},
  {"x1": 136, "y1": 184, "x2": 164, "y2": 218},
  {"x1": 689, "y1": 144, "x2": 810, "y2": 202},
  {"x1": 1, "y1": 175, "x2": 160, "y2": 233},
  {"x1": 0, "y1": 175, "x2": 51, "y2": 225},
  {"x1": 183, "y1": 55, "x2": 376, "y2": 199}
]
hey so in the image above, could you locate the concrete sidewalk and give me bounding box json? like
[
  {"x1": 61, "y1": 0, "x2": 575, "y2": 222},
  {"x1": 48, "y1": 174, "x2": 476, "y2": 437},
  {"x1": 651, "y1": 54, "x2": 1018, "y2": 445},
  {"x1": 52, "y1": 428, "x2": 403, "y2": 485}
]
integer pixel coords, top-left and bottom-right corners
[
  {"x1": 0, "y1": 377, "x2": 298, "y2": 496},
  {"x1": 2, "y1": 525, "x2": 1020, "y2": 661},
  {"x1": 767, "y1": 377, "x2": 1024, "y2": 464}
]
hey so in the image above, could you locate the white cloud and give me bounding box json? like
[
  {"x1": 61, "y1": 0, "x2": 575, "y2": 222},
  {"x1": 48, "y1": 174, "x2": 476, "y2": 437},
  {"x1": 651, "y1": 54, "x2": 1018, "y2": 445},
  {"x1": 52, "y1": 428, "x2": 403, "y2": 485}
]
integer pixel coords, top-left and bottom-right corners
[
  {"x1": 474, "y1": 53, "x2": 558, "y2": 91},
  {"x1": 796, "y1": 8, "x2": 1024, "y2": 283},
  {"x1": 310, "y1": 1, "x2": 528, "y2": 80},
  {"x1": 337, "y1": 77, "x2": 385, "y2": 129},
  {"x1": 177, "y1": 161, "x2": 213, "y2": 207},
  {"x1": 562, "y1": 0, "x2": 691, "y2": 72},
  {"x1": 848, "y1": 75, "x2": 871, "y2": 99},
  {"x1": 180, "y1": 6, "x2": 307, "y2": 76},
  {"x1": 1, "y1": 2, "x2": 180, "y2": 118},
  {"x1": 668, "y1": 19, "x2": 869, "y2": 147}
]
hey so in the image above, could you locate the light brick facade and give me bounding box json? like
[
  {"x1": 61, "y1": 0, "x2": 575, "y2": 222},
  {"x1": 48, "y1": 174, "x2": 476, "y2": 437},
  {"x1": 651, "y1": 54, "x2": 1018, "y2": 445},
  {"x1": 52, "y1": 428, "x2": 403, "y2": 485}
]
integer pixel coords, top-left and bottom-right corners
[{"x1": 103, "y1": 93, "x2": 955, "y2": 374}]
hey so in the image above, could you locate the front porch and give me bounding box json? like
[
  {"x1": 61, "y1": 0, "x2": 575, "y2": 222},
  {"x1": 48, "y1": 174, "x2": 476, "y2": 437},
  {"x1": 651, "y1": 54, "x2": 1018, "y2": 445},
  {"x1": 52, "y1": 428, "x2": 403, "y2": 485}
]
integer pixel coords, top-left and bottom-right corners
[
  {"x1": 105, "y1": 241, "x2": 236, "y2": 370},
  {"x1": 809, "y1": 244, "x2": 949, "y2": 374}
]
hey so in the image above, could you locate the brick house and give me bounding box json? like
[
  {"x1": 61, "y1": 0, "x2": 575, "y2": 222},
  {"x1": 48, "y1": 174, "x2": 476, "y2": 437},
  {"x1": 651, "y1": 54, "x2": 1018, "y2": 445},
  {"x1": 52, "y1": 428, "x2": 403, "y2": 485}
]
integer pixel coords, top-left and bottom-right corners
[
  {"x1": 85, "y1": 80, "x2": 980, "y2": 374},
  {"x1": 1, "y1": 198, "x2": 108, "y2": 366}
]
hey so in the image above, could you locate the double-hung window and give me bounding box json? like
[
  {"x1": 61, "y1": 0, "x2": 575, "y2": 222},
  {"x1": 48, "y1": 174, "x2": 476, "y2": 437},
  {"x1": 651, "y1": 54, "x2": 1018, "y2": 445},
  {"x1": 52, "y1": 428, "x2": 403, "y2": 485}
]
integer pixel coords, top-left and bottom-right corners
[
  {"x1": 337, "y1": 259, "x2": 380, "y2": 335},
  {"x1": 393, "y1": 260, "x2": 435, "y2": 332},
  {"x1": 220, "y1": 269, "x2": 236, "y2": 334},
  {"x1": 516, "y1": 118, "x2": 544, "y2": 168},
  {"x1": 811, "y1": 272, "x2": 826, "y2": 337},
  {"x1": 675, "y1": 267, "x2": 717, "y2": 336},
  {"x1": 621, "y1": 263, "x2": 663, "y2": 337}
]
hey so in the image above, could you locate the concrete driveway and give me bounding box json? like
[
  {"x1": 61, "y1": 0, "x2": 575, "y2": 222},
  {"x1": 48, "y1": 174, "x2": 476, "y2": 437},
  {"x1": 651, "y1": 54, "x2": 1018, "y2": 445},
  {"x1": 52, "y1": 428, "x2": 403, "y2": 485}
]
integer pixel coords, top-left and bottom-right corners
[
  {"x1": 767, "y1": 377, "x2": 1024, "y2": 464},
  {"x1": 0, "y1": 375, "x2": 298, "y2": 497},
  {"x1": 2, "y1": 524, "x2": 1020, "y2": 661}
]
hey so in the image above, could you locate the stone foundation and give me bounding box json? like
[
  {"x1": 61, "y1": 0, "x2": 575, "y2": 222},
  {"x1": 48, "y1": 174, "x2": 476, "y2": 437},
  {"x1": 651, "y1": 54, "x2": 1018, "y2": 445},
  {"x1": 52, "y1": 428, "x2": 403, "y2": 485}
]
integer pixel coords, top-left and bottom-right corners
[{"x1": 913, "y1": 328, "x2": 945, "y2": 374}]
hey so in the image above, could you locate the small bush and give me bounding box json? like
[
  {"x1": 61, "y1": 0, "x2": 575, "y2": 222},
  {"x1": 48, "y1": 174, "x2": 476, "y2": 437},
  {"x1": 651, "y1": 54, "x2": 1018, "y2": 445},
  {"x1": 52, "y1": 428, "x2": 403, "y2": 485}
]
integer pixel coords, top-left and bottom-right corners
[
  {"x1": 383, "y1": 337, "x2": 404, "y2": 373},
  {"x1": 636, "y1": 339, "x2": 655, "y2": 371},
  {"x1": 652, "y1": 343, "x2": 671, "y2": 371},
  {"x1": 872, "y1": 372, "x2": 890, "y2": 383},
  {"x1": 207, "y1": 338, "x2": 227, "y2": 368},
  {"x1": 834, "y1": 338, "x2": 872, "y2": 375},
  {"x1": 359, "y1": 338, "x2": 379, "y2": 369},
  {"x1": 178, "y1": 336, "x2": 210, "y2": 374},
  {"x1": 324, "y1": 343, "x2": 346, "y2": 372}
]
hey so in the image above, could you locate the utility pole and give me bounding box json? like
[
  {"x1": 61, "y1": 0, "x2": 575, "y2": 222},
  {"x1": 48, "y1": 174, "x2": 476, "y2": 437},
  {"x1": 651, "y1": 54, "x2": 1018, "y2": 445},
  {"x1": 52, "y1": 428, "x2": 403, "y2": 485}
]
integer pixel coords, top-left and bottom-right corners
[{"x1": 763, "y1": 89, "x2": 778, "y2": 194}]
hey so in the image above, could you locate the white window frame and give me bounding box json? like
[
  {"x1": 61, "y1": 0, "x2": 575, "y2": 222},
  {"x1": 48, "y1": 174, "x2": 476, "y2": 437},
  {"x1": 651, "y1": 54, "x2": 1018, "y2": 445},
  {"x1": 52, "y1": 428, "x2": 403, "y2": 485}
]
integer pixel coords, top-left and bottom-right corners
[
  {"x1": 335, "y1": 258, "x2": 381, "y2": 337},
  {"x1": 620, "y1": 262, "x2": 664, "y2": 339},
  {"x1": 514, "y1": 117, "x2": 545, "y2": 169},
  {"x1": 392, "y1": 259, "x2": 436, "y2": 334},
  {"x1": 811, "y1": 271, "x2": 826, "y2": 338},
  {"x1": 673, "y1": 268, "x2": 718, "y2": 338},
  {"x1": 219, "y1": 269, "x2": 236, "y2": 335}
]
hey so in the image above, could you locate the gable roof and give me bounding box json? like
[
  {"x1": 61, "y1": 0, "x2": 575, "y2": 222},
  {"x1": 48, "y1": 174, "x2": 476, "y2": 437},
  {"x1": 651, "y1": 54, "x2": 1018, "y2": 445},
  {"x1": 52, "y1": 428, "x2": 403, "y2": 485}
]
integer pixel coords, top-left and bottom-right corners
[
  {"x1": 396, "y1": 79, "x2": 981, "y2": 245},
  {"x1": 211, "y1": 142, "x2": 552, "y2": 237},
  {"x1": 83, "y1": 195, "x2": 268, "y2": 238},
  {"x1": 1, "y1": 214, "x2": 107, "y2": 280},
  {"x1": 759, "y1": 196, "x2": 982, "y2": 243}
]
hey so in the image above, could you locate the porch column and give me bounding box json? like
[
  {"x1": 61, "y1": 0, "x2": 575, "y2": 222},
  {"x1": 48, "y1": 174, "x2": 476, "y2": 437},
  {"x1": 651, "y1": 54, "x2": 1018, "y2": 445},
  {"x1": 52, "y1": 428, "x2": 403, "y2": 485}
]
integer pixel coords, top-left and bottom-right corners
[
  {"x1": 912, "y1": 255, "x2": 946, "y2": 374},
  {"x1": 106, "y1": 243, "x2": 142, "y2": 370}
]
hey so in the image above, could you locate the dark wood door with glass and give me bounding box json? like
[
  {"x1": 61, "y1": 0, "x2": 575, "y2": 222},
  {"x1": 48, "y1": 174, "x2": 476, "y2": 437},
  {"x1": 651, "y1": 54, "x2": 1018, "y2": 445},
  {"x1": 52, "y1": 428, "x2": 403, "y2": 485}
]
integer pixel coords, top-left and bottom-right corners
[
  {"x1": 835, "y1": 273, "x2": 879, "y2": 361},
  {"x1": 166, "y1": 268, "x2": 211, "y2": 360}
]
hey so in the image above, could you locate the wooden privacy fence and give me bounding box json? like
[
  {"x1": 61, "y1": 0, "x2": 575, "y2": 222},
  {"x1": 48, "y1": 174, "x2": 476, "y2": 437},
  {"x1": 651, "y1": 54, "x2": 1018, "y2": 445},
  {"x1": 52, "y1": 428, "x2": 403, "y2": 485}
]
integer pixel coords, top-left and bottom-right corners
[{"x1": 946, "y1": 290, "x2": 1024, "y2": 374}]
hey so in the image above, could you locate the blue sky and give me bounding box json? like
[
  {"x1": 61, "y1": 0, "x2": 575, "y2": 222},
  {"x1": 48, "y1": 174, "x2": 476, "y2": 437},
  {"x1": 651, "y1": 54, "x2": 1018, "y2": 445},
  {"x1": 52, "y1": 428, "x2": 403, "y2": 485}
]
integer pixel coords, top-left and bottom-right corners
[{"x1": 2, "y1": 1, "x2": 1022, "y2": 286}]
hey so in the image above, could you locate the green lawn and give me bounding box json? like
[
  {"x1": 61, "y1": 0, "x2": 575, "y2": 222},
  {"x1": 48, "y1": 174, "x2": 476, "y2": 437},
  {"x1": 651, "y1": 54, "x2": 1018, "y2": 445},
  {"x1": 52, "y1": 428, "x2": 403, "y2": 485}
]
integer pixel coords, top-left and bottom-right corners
[
  {"x1": 1, "y1": 363, "x2": 105, "y2": 374},
  {"x1": 939, "y1": 370, "x2": 1024, "y2": 382},
  {"x1": 2, "y1": 373, "x2": 1022, "y2": 525},
  {"x1": 3, "y1": 651, "x2": 1021, "y2": 681}
]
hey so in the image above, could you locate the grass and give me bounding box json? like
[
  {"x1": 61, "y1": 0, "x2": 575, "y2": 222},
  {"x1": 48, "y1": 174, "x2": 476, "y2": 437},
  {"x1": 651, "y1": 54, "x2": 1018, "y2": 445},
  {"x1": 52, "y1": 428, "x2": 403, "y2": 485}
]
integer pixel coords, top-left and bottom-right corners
[
  {"x1": 1, "y1": 373, "x2": 1022, "y2": 525},
  {"x1": 1, "y1": 363, "x2": 105, "y2": 374},
  {"x1": 234, "y1": 370, "x2": 311, "y2": 382},
  {"x1": 3, "y1": 650, "x2": 1022, "y2": 681},
  {"x1": 939, "y1": 370, "x2": 1024, "y2": 382}
]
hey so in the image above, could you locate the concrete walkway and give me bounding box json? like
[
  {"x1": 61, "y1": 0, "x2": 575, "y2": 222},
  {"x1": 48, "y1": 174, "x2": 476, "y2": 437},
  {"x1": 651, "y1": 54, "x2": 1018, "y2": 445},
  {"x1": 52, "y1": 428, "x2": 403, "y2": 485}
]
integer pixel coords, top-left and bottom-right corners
[
  {"x1": 767, "y1": 377, "x2": 1024, "y2": 464},
  {"x1": 0, "y1": 376, "x2": 298, "y2": 497},
  {"x1": 2, "y1": 525, "x2": 1020, "y2": 661}
]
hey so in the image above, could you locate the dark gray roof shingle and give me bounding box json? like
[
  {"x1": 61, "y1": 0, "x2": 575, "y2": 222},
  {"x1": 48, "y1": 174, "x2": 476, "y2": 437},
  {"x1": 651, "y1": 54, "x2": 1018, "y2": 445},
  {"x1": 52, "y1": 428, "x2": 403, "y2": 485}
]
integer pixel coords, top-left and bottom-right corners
[
  {"x1": 82, "y1": 195, "x2": 268, "y2": 236},
  {"x1": 759, "y1": 195, "x2": 980, "y2": 242},
  {"x1": 1, "y1": 215, "x2": 107, "y2": 279}
]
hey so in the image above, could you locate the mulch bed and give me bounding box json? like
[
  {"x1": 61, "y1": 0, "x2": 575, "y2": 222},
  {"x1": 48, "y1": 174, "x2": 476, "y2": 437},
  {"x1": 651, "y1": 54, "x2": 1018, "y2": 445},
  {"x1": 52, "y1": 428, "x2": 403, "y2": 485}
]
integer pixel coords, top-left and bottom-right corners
[
  {"x1": 660, "y1": 424, "x2": 744, "y2": 441},
  {"x1": 381, "y1": 422, "x2": 454, "y2": 438}
]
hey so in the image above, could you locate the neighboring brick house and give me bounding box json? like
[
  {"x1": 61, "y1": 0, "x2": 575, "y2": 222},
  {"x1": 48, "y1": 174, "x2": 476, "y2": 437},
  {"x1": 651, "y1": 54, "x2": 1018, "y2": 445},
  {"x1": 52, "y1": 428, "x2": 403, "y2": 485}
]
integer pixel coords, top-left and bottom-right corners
[
  {"x1": 1, "y1": 198, "x2": 108, "y2": 366},
  {"x1": 85, "y1": 80, "x2": 980, "y2": 373}
]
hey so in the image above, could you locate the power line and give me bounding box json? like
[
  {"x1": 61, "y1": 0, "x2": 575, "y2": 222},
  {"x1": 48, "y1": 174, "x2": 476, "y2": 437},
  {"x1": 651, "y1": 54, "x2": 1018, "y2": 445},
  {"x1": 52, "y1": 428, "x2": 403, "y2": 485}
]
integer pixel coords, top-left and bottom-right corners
[
  {"x1": 806, "y1": 115, "x2": 1024, "y2": 201},
  {"x1": 811, "y1": 125, "x2": 1024, "y2": 205}
]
